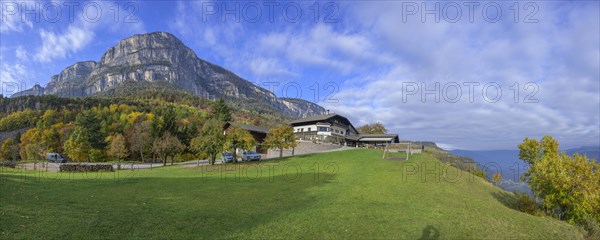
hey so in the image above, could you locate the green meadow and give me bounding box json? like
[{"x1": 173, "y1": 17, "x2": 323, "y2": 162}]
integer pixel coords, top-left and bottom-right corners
[{"x1": 0, "y1": 149, "x2": 583, "y2": 239}]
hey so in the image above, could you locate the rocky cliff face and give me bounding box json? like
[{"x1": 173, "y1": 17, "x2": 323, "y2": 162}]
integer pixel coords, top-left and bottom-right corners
[
  {"x1": 45, "y1": 61, "x2": 96, "y2": 97},
  {"x1": 11, "y1": 84, "x2": 44, "y2": 97},
  {"x1": 12, "y1": 32, "x2": 325, "y2": 118}
]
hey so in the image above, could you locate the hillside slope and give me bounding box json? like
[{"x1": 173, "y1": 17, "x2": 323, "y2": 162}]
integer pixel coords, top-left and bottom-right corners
[{"x1": 0, "y1": 149, "x2": 583, "y2": 239}]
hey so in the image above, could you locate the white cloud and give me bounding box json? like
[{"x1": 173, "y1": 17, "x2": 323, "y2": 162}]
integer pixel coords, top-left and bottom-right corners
[
  {"x1": 0, "y1": 62, "x2": 28, "y2": 96},
  {"x1": 31, "y1": 1, "x2": 145, "y2": 62},
  {"x1": 34, "y1": 25, "x2": 95, "y2": 62},
  {"x1": 256, "y1": 25, "x2": 394, "y2": 74},
  {"x1": 170, "y1": 1, "x2": 598, "y2": 150},
  {"x1": 0, "y1": 2, "x2": 33, "y2": 33},
  {"x1": 249, "y1": 57, "x2": 297, "y2": 79},
  {"x1": 15, "y1": 46, "x2": 28, "y2": 60}
]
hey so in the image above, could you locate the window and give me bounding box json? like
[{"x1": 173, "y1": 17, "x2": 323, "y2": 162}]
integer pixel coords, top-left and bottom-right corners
[
  {"x1": 308, "y1": 127, "x2": 311, "y2": 132},
  {"x1": 301, "y1": 128, "x2": 304, "y2": 132},
  {"x1": 318, "y1": 127, "x2": 328, "y2": 132}
]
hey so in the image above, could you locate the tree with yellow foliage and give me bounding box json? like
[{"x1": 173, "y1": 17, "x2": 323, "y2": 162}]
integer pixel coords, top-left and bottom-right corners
[{"x1": 518, "y1": 136, "x2": 600, "y2": 223}]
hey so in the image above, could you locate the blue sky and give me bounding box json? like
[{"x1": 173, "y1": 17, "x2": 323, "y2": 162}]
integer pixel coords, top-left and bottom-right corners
[{"x1": 1, "y1": 1, "x2": 599, "y2": 150}]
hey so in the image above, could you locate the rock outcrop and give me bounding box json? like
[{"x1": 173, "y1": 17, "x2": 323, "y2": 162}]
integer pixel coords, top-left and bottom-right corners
[{"x1": 11, "y1": 32, "x2": 325, "y2": 118}]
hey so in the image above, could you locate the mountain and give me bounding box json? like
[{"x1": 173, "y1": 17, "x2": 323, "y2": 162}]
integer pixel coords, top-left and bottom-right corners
[
  {"x1": 12, "y1": 32, "x2": 325, "y2": 118},
  {"x1": 565, "y1": 146, "x2": 600, "y2": 161},
  {"x1": 10, "y1": 84, "x2": 44, "y2": 98}
]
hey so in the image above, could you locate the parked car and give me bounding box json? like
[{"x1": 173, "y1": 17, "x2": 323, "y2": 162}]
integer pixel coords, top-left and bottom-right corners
[
  {"x1": 222, "y1": 152, "x2": 234, "y2": 163},
  {"x1": 46, "y1": 153, "x2": 67, "y2": 163},
  {"x1": 242, "y1": 151, "x2": 261, "y2": 161}
]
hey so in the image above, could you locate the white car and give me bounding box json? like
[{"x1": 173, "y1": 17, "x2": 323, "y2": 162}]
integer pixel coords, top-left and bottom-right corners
[{"x1": 242, "y1": 151, "x2": 261, "y2": 161}]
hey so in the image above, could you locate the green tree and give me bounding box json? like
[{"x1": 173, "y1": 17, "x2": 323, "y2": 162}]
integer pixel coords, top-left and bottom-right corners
[
  {"x1": 152, "y1": 132, "x2": 185, "y2": 166},
  {"x1": 518, "y1": 136, "x2": 600, "y2": 223},
  {"x1": 1, "y1": 138, "x2": 20, "y2": 161},
  {"x1": 210, "y1": 98, "x2": 232, "y2": 123},
  {"x1": 64, "y1": 127, "x2": 92, "y2": 162},
  {"x1": 43, "y1": 127, "x2": 61, "y2": 152},
  {"x1": 190, "y1": 119, "x2": 225, "y2": 165},
  {"x1": 25, "y1": 143, "x2": 45, "y2": 170},
  {"x1": 357, "y1": 122, "x2": 388, "y2": 134},
  {"x1": 107, "y1": 134, "x2": 129, "y2": 170},
  {"x1": 37, "y1": 109, "x2": 60, "y2": 129},
  {"x1": 126, "y1": 119, "x2": 152, "y2": 162},
  {"x1": 224, "y1": 125, "x2": 255, "y2": 163},
  {"x1": 75, "y1": 110, "x2": 106, "y2": 149},
  {"x1": 264, "y1": 125, "x2": 297, "y2": 158},
  {"x1": 19, "y1": 128, "x2": 42, "y2": 161}
]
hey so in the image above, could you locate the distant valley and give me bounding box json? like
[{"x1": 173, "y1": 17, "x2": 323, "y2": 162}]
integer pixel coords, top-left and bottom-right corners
[{"x1": 450, "y1": 146, "x2": 599, "y2": 194}]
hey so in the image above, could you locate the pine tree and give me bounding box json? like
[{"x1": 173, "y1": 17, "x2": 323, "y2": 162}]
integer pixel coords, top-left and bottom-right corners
[{"x1": 210, "y1": 98, "x2": 232, "y2": 123}]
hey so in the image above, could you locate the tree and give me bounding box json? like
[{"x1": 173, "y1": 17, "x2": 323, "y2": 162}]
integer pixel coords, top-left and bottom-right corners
[
  {"x1": 210, "y1": 98, "x2": 232, "y2": 123},
  {"x1": 75, "y1": 110, "x2": 105, "y2": 149},
  {"x1": 264, "y1": 125, "x2": 297, "y2": 158},
  {"x1": 25, "y1": 143, "x2": 45, "y2": 170},
  {"x1": 64, "y1": 127, "x2": 92, "y2": 163},
  {"x1": 492, "y1": 173, "x2": 502, "y2": 185},
  {"x1": 190, "y1": 119, "x2": 224, "y2": 165},
  {"x1": 152, "y1": 132, "x2": 185, "y2": 166},
  {"x1": 518, "y1": 136, "x2": 600, "y2": 223},
  {"x1": 19, "y1": 128, "x2": 42, "y2": 161},
  {"x1": 357, "y1": 122, "x2": 388, "y2": 134},
  {"x1": 107, "y1": 134, "x2": 129, "y2": 170},
  {"x1": 43, "y1": 127, "x2": 62, "y2": 152},
  {"x1": 126, "y1": 119, "x2": 152, "y2": 162},
  {"x1": 224, "y1": 125, "x2": 255, "y2": 163},
  {"x1": 1, "y1": 138, "x2": 19, "y2": 161},
  {"x1": 37, "y1": 109, "x2": 60, "y2": 129}
]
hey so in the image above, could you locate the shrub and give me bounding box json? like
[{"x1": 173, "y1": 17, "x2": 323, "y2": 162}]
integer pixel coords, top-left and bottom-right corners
[
  {"x1": 59, "y1": 164, "x2": 113, "y2": 172},
  {"x1": 582, "y1": 217, "x2": 600, "y2": 240},
  {"x1": 514, "y1": 192, "x2": 539, "y2": 215}
]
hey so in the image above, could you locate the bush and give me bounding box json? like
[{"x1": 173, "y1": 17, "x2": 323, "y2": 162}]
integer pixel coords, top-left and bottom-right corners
[
  {"x1": 89, "y1": 149, "x2": 107, "y2": 162},
  {"x1": 59, "y1": 164, "x2": 114, "y2": 172},
  {"x1": 514, "y1": 192, "x2": 539, "y2": 215},
  {"x1": 582, "y1": 217, "x2": 600, "y2": 240}
]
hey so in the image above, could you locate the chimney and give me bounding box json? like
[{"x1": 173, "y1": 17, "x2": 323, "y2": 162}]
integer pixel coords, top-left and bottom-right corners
[{"x1": 326, "y1": 109, "x2": 330, "y2": 115}]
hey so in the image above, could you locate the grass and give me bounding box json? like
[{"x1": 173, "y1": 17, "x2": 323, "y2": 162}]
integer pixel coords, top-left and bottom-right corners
[{"x1": 0, "y1": 149, "x2": 584, "y2": 239}]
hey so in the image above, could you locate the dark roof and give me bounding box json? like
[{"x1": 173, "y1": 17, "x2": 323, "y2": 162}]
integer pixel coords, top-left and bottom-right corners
[
  {"x1": 225, "y1": 122, "x2": 269, "y2": 134},
  {"x1": 358, "y1": 134, "x2": 399, "y2": 138},
  {"x1": 289, "y1": 113, "x2": 358, "y2": 134},
  {"x1": 289, "y1": 113, "x2": 339, "y2": 124},
  {"x1": 345, "y1": 135, "x2": 360, "y2": 141},
  {"x1": 345, "y1": 134, "x2": 399, "y2": 142}
]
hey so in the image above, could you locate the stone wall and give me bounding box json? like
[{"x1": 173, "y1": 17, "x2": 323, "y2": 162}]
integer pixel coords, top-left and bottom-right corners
[{"x1": 266, "y1": 141, "x2": 342, "y2": 158}]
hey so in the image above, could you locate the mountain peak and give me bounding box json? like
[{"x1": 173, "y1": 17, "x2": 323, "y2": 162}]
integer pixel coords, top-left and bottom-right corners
[
  {"x1": 120, "y1": 31, "x2": 184, "y2": 46},
  {"x1": 10, "y1": 32, "x2": 326, "y2": 118}
]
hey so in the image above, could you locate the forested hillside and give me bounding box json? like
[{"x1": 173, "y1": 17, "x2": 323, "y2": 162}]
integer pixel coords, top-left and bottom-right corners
[{"x1": 0, "y1": 91, "x2": 289, "y2": 163}]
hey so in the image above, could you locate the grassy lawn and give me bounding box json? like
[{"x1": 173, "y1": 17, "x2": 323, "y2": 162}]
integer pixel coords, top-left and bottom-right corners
[{"x1": 0, "y1": 149, "x2": 583, "y2": 239}]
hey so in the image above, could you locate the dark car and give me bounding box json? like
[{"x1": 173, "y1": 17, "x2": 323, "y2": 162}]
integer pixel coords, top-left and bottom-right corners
[{"x1": 46, "y1": 153, "x2": 67, "y2": 163}]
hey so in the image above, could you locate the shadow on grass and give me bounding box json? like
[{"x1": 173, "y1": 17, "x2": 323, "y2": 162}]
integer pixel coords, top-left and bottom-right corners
[
  {"x1": 418, "y1": 225, "x2": 440, "y2": 240},
  {"x1": 0, "y1": 167, "x2": 337, "y2": 239},
  {"x1": 491, "y1": 191, "x2": 518, "y2": 210}
]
